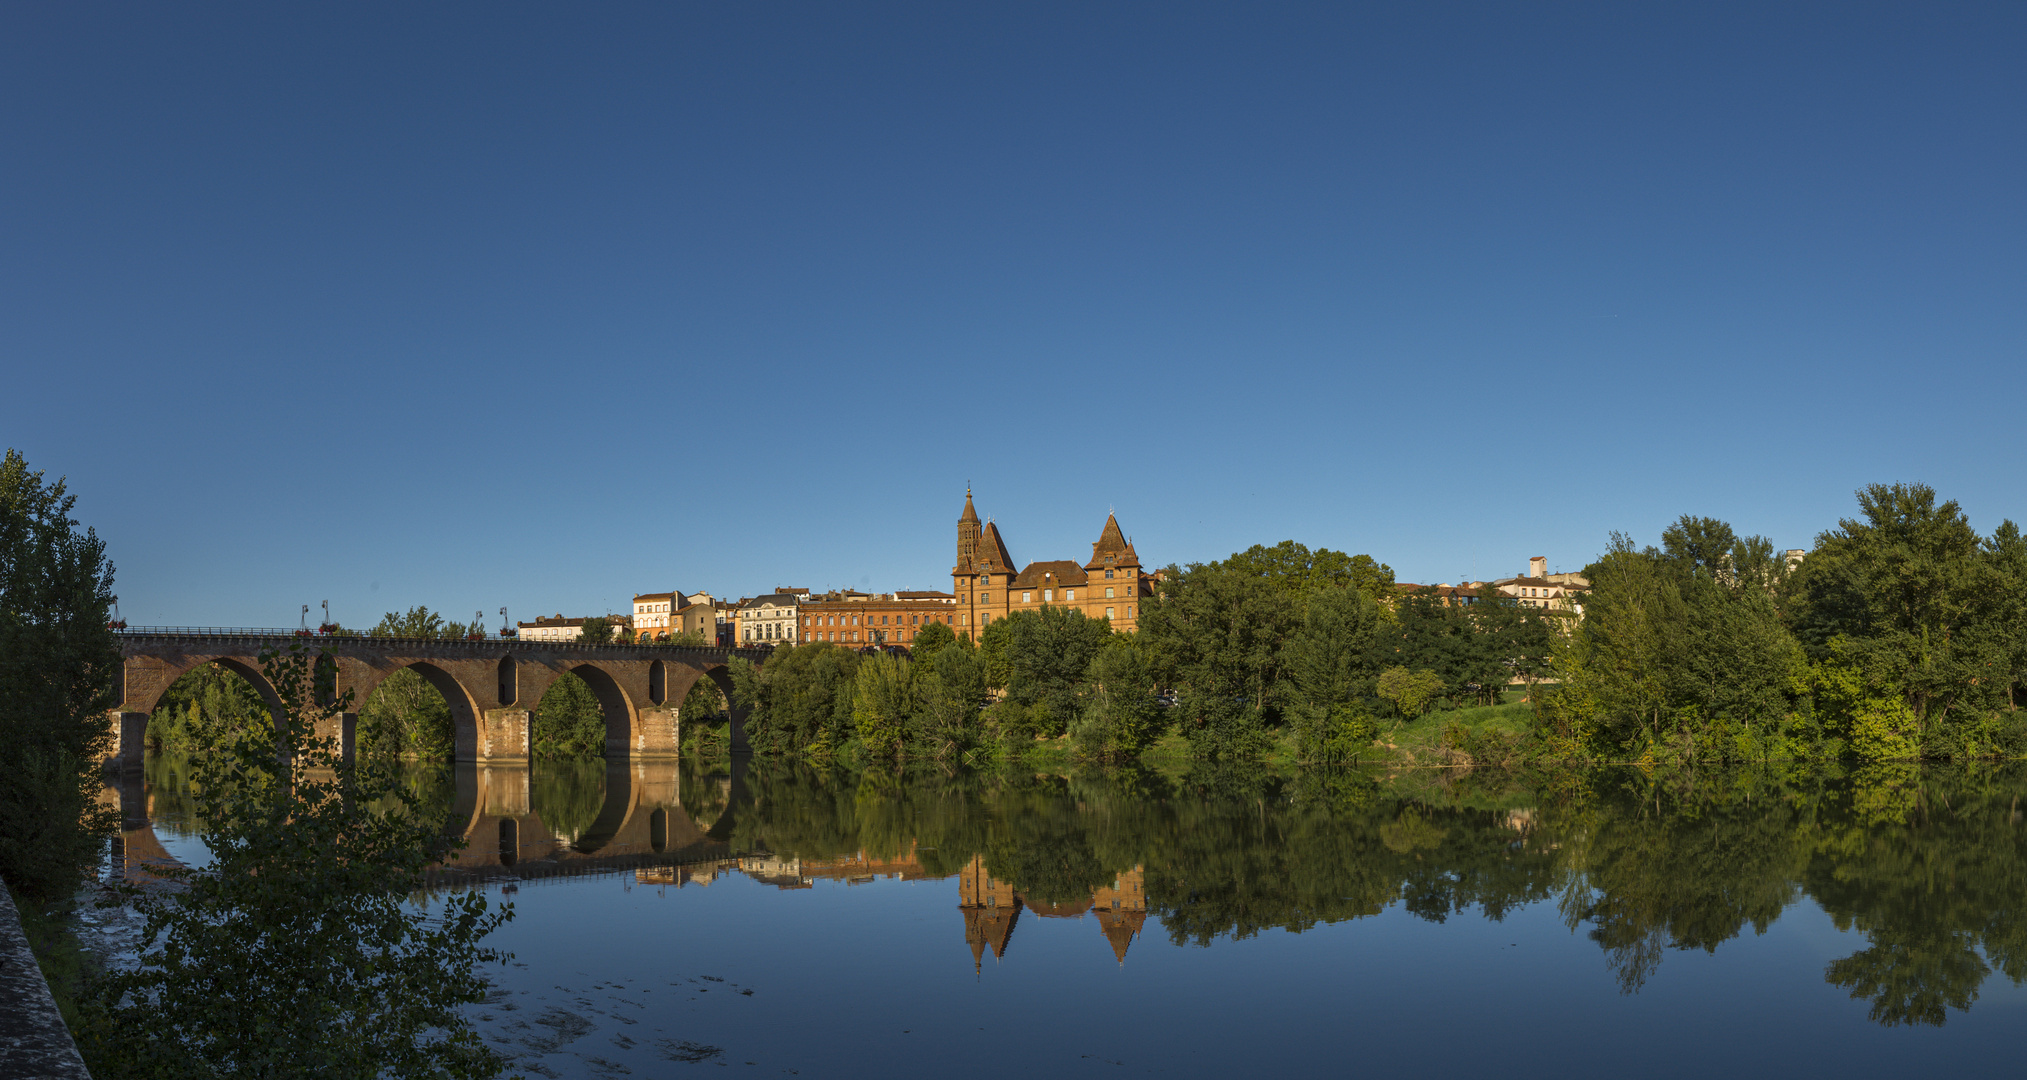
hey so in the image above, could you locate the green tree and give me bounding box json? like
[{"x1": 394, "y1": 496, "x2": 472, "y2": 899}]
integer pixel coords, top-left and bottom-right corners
[
  {"x1": 978, "y1": 605, "x2": 1113, "y2": 738},
  {"x1": 148, "y1": 663, "x2": 271, "y2": 752},
  {"x1": 909, "y1": 620, "x2": 957, "y2": 669},
  {"x1": 1073, "y1": 634, "x2": 1167, "y2": 759},
  {"x1": 730, "y1": 643, "x2": 861, "y2": 755},
  {"x1": 912, "y1": 639, "x2": 985, "y2": 759},
  {"x1": 1283, "y1": 586, "x2": 1384, "y2": 759},
  {"x1": 1788, "y1": 484, "x2": 2022, "y2": 757},
  {"x1": 533, "y1": 671, "x2": 606, "y2": 758},
  {"x1": 1221, "y1": 540, "x2": 1397, "y2": 609},
  {"x1": 576, "y1": 616, "x2": 618, "y2": 645},
  {"x1": 357, "y1": 670, "x2": 454, "y2": 759},
  {"x1": 83, "y1": 644, "x2": 513, "y2": 1078},
  {"x1": 0, "y1": 449, "x2": 120, "y2": 901},
  {"x1": 851, "y1": 652, "x2": 917, "y2": 759},
  {"x1": 369, "y1": 606, "x2": 452, "y2": 639},
  {"x1": 1138, "y1": 559, "x2": 1290, "y2": 758},
  {"x1": 1375, "y1": 667, "x2": 1444, "y2": 718},
  {"x1": 1546, "y1": 521, "x2": 1807, "y2": 760}
]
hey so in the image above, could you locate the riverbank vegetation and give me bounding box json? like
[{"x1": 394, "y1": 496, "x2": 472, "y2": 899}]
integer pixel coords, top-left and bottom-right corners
[
  {"x1": 0, "y1": 449, "x2": 120, "y2": 904},
  {"x1": 734, "y1": 484, "x2": 2027, "y2": 768},
  {"x1": 728, "y1": 540, "x2": 1558, "y2": 767},
  {"x1": 1539, "y1": 484, "x2": 2027, "y2": 764},
  {"x1": 79, "y1": 644, "x2": 515, "y2": 1079}
]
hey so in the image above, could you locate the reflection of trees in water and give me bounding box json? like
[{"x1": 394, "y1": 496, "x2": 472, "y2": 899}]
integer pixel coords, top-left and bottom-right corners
[
  {"x1": 531, "y1": 758, "x2": 606, "y2": 841},
  {"x1": 135, "y1": 749, "x2": 2027, "y2": 1030},
  {"x1": 1800, "y1": 764, "x2": 2027, "y2": 1026},
  {"x1": 1551, "y1": 768, "x2": 1806, "y2": 993},
  {"x1": 1538, "y1": 764, "x2": 2027, "y2": 1023},
  {"x1": 139, "y1": 752, "x2": 455, "y2": 841}
]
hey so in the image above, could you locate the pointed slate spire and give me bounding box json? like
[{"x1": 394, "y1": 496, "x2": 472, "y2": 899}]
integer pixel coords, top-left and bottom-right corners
[
  {"x1": 960, "y1": 485, "x2": 979, "y2": 524},
  {"x1": 1094, "y1": 513, "x2": 1127, "y2": 553}
]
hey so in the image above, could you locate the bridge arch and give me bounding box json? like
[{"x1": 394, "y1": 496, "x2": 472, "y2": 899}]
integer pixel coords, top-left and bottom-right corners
[
  {"x1": 132, "y1": 655, "x2": 288, "y2": 734},
  {"x1": 115, "y1": 634, "x2": 770, "y2": 768},
  {"x1": 560, "y1": 663, "x2": 637, "y2": 758},
  {"x1": 665, "y1": 662, "x2": 741, "y2": 749},
  {"x1": 368, "y1": 661, "x2": 485, "y2": 761}
]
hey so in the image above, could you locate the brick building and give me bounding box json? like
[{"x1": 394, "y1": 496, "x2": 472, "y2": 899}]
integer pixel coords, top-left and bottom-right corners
[
  {"x1": 800, "y1": 590, "x2": 959, "y2": 648},
  {"x1": 950, "y1": 489, "x2": 1153, "y2": 640}
]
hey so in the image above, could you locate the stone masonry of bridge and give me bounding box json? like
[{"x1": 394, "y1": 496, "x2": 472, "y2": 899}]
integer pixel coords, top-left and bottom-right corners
[{"x1": 107, "y1": 633, "x2": 769, "y2": 771}]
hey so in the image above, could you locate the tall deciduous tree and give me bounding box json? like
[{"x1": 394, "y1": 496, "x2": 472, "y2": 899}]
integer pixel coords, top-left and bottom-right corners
[
  {"x1": 1220, "y1": 541, "x2": 1396, "y2": 609},
  {"x1": 1073, "y1": 634, "x2": 1167, "y2": 760},
  {"x1": 1138, "y1": 559, "x2": 1290, "y2": 758},
  {"x1": 1283, "y1": 586, "x2": 1384, "y2": 758},
  {"x1": 0, "y1": 449, "x2": 119, "y2": 900},
  {"x1": 978, "y1": 606, "x2": 1113, "y2": 738}
]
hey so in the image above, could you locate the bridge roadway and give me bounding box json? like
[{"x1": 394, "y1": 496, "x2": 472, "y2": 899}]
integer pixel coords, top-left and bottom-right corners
[
  {"x1": 107, "y1": 630, "x2": 770, "y2": 770},
  {"x1": 103, "y1": 757, "x2": 753, "y2": 888}
]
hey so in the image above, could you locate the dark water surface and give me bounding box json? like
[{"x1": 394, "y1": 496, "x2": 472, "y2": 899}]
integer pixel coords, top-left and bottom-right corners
[{"x1": 121, "y1": 756, "x2": 2027, "y2": 1078}]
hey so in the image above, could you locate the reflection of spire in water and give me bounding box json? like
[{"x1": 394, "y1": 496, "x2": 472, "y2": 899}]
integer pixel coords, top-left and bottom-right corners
[
  {"x1": 957, "y1": 857, "x2": 1151, "y2": 969},
  {"x1": 958, "y1": 854, "x2": 1022, "y2": 973},
  {"x1": 1091, "y1": 867, "x2": 1147, "y2": 965}
]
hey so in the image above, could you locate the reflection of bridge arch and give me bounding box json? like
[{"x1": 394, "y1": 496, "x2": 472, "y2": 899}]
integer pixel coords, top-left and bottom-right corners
[
  {"x1": 443, "y1": 758, "x2": 747, "y2": 876},
  {"x1": 96, "y1": 760, "x2": 750, "y2": 889},
  {"x1": 100, "y1": 772, "x2": 186, "y2": 881},
  {"x1": 108, "y1": 633, "x2": 768, "y2": 770}
]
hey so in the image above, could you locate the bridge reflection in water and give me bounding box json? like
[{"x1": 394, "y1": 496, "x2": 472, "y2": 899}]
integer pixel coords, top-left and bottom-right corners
[
  {"x1": 103, "y1": 753, "x2": 1152, "y2": 968},
  {"x1": 101, "y1": 754, "x2": 749, "y2": 888}
]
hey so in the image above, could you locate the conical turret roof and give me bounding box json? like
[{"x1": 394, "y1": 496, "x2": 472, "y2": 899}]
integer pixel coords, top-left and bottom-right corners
[
  {"x1": 978, "y1": 521, "x2": 1016, "y2": 573},
  {"x1": 1086, "y1": 513, "x2": 1141, "y2": 569},
  {"x1": 960, "y1": 488, "x2": 979, "y2": 524}
]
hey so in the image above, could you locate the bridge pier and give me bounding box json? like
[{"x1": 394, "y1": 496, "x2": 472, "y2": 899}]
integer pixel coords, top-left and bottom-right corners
[
  {"x1": 729, "y1": 703, "x2": 752, "y2": 755},
  {"x1": 633, "y1": 706, "x2": 680, "y2": 758},
  {"x1": 105, "y1": 711, "x2": 148, "y2": 773},
  {"x1": 312, "y1": 712, "x2": 359, "y2": 764},
  {"x1": 474, "y1": 708, "x2": 531, "y2": 763}
]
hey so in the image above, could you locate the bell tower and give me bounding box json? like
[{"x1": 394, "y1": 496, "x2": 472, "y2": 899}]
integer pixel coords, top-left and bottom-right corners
[{"x1": 956, "y1": 487, "x2": 980, "y2": 568}]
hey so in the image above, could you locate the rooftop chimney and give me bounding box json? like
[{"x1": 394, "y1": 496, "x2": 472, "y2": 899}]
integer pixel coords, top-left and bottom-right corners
[{"x1": 1529, "y1": 556, "x2": 1547, "y2": 579}]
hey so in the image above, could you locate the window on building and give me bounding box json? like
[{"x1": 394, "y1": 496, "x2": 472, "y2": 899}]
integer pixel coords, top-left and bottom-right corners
[
  {"x1": 1042, "y1": 589, "x2": 1052, "y2": 602},
  {"x1": 1129, "y1": 605, "x2": 1135, "y2": 616},
  {"x1": 1022, "y1": 591, "x2": 1032, "y2": 603},
  {"x1": 981, "y1": 592, "x2": 990, "y2": 603},
  {"x1": 1106, "y1": 607, "x2": 1115, "y2": 619},
  {"x1": 1105, "y1": 569, "x2": 1114, "y2": 579},
  {"x1": 1105, "y1": 586, "x2": 1115, "y2": 598}
]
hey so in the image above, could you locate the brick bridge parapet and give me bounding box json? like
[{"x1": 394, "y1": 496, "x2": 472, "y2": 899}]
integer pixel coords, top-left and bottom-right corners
[{"x1": 107, "y1": 631, "x2": 770, "y2": 771}]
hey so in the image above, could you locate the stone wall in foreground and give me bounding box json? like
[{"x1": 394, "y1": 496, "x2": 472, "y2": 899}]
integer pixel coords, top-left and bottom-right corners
[{"x1": 0, "y1": 884, "x2": 91, "y2": 1079}]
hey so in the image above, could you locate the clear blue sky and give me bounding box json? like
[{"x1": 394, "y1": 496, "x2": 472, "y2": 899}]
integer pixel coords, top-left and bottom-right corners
[{"x1": 5, "y1": 3, "x2": 2023, "y2": 627}]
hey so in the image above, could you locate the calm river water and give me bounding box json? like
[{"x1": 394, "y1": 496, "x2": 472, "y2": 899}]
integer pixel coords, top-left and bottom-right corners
[{"x1": 117, "y1": 754, "x2": 2027, "y2": 1078}]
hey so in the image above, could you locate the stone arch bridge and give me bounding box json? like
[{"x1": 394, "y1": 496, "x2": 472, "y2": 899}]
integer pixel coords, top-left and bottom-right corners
[{"x1": 108, "y1": 631, "x2": 770, "y2": 770}]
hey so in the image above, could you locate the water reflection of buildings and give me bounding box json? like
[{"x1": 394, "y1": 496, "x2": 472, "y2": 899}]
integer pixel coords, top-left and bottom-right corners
[
  {"x1": 634, "y1": 848, "x2": 938, "y2": 890},
  {"x1": 638, "y1": 848, "x2": 1149, "y2": 969},
  {"x1": 959, "y1": 855, "x2": 1146, "y2": 970}
]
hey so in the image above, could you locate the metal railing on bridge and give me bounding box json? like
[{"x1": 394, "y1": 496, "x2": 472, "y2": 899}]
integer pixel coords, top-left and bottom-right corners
[{"x1": 115, "y1": 627, "x2": 768, "y2": 652}]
